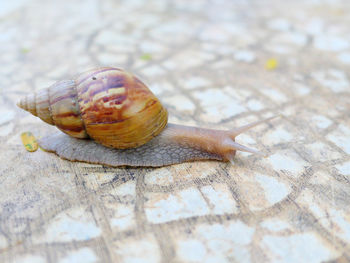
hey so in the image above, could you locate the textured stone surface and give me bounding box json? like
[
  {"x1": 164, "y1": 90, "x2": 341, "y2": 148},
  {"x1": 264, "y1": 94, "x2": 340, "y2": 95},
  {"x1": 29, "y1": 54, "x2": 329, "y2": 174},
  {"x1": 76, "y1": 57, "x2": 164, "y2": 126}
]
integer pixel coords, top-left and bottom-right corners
[{"x1": 1, "y1": 0, "x2": 350, "y2": 262}]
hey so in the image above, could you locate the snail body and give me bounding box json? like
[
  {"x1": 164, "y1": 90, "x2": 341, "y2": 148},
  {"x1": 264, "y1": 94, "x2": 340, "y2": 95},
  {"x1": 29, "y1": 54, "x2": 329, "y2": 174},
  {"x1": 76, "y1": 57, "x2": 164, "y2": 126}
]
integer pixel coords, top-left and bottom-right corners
[{"x1": 17, "y1": 67, "x2": 276, "y2": 167}]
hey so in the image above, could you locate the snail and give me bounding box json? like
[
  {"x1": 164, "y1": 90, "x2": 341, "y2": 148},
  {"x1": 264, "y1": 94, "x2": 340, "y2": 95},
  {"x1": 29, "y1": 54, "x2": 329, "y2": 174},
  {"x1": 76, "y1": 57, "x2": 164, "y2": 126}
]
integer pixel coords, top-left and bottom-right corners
[{"x1": 17, "y1": 67, "x2": 277, "y2": 167}]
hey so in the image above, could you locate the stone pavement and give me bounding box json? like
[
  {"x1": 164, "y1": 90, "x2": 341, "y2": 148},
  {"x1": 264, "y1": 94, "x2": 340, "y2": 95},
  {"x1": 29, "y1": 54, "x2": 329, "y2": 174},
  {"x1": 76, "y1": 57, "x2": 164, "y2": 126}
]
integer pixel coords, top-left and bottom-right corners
[{"x1": 0, "y1": 0, "x2": 350, "y2": 262}]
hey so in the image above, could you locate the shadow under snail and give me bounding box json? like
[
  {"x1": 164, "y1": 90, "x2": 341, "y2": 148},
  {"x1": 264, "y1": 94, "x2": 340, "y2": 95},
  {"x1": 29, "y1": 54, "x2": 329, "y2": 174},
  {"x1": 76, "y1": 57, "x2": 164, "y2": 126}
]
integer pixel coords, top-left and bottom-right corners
[{"x1": 17, "y1": 67, "x2": 277, "y2": 167}]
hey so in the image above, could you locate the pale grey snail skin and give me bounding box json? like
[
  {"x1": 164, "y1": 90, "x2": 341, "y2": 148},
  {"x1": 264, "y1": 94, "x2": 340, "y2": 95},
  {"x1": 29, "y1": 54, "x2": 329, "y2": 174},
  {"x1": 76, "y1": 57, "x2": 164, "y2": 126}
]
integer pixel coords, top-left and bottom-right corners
[{"x1": 17, "y1": 67, "x2": 277, "y2": 167}]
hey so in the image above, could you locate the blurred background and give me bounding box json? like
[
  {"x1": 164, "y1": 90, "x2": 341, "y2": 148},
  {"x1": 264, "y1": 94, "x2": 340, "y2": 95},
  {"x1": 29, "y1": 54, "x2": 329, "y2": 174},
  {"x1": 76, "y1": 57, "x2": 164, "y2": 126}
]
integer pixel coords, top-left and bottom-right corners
[{"x1": 0, "y1": 0, "x2": 350, "y2": 262}]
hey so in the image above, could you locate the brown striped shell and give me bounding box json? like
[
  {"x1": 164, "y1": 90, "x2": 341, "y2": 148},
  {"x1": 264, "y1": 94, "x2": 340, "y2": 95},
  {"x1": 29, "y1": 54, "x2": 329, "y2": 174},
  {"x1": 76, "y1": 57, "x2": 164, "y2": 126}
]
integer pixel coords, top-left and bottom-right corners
[{"x1": 17, "y1": 67, "x2": 168, "y2": 149}]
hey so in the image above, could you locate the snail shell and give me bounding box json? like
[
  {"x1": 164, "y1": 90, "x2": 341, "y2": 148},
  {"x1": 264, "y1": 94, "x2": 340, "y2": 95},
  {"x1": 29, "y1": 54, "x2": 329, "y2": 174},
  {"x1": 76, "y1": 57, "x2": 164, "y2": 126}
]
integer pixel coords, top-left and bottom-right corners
[{"x1": 18, "y1": 67, "x2": 168, "y2": 149}]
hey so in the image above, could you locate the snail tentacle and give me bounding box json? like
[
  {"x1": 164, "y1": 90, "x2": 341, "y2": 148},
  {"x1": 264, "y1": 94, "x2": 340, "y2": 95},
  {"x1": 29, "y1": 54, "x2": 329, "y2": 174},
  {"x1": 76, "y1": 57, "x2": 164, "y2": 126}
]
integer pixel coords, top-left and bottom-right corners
[
  {"x1": 229, "y1": 115, "x2": 279, "y2": 138},
  {"x1": 221, "y1": 138, "x2": 264, "y2": 156}
]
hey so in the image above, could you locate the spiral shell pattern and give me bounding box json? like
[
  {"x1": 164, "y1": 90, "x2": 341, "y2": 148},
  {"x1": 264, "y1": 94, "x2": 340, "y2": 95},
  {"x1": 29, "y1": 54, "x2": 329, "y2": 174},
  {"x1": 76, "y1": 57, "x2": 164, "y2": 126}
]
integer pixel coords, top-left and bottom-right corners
[
  {"x1": 17, "y1": 67, "x2": 168, "y2": 149},
  {"x1": 17, "y1": 79, "x2": 88, "y2": 138}
]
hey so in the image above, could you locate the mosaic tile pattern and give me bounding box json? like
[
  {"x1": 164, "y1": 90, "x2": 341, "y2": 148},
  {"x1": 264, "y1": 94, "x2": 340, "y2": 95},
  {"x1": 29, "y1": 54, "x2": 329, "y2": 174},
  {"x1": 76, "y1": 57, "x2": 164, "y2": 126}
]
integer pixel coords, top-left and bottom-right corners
[{"x1": 1, "y1": 0, "x2": 350, "y2": 262}]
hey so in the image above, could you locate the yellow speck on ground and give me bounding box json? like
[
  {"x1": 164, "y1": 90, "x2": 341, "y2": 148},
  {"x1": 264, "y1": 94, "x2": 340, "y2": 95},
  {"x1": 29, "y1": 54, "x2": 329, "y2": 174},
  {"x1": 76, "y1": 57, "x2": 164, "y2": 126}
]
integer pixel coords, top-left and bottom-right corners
[
  {"x1": 265, "y1": 58, "x2": 278, "y2": 70},
  {"x1": 21, "y1": 132, "x2": 38, "y2": 152},
  {"x1": 140, "y1": 53, "x2": 152, "y2": 61},
  {"x1": 20, "y1": 48, "x2": 30, "y2": 53}
]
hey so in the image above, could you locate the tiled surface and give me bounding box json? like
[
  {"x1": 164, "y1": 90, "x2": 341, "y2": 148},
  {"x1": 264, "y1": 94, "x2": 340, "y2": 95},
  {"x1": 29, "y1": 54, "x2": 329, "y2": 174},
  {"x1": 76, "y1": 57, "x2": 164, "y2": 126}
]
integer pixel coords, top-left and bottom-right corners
[{"x1": 1, "y1": 0, "x2": 350, "y2": 262}]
